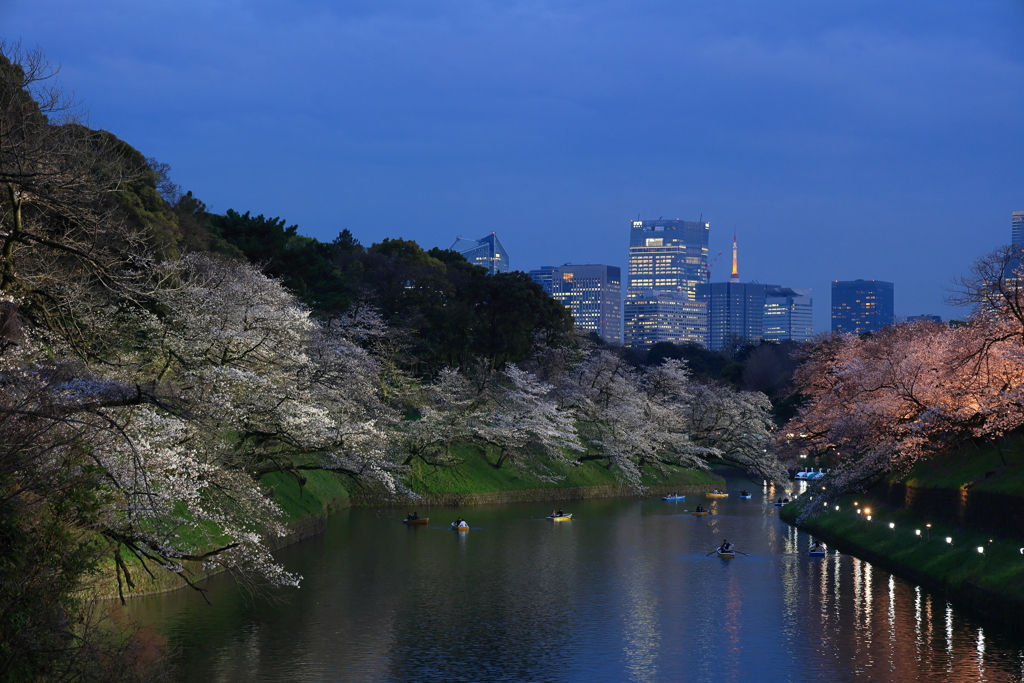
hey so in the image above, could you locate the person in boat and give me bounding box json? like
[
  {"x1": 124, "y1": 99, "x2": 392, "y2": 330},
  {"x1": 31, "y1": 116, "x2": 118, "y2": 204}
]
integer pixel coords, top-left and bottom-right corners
[
  {"x1": 809, "y1": 541, "x2": 824, "y2": 553},
  {"x1": 556, "y1": 508, "x2": 564, "y2": 517},
  {"x1": 550, "y1": 509, "x2": 557, "y2": 517},
  {"x1": 718, "y1": 539, "x2": 734, "y2": 553},
  {"x1": 405, "y1": 512, "x2": 419, "y2": 521},
  {"x1": 777, "y1": 497, "x2": 783, "y2": 504},
  {"x1": 739, "y1": 490, "x2": 749, "y2": 497},
  {"x1": 695, "y1": 504, "x2": 705, "y2": 513},
  {"x1": 712, "y1": 489, "x2": 721, "y2": 494},
  {"x1": 451, "y1": 517, "x2": 468, "y2": 529},
  {"x1": 783, "y1": 497, "x2": 790, "y2": 504}
]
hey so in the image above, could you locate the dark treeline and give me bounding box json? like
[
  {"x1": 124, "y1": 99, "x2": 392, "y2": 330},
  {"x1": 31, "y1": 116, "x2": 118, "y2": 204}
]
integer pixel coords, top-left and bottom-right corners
[{"x1": 153, "y1": 191, "x2": 574, "y2": 373}]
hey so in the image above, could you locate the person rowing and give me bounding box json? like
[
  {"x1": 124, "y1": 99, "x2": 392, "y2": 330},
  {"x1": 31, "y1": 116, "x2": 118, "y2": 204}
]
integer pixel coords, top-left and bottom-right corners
[
  {"x1": 405, "y1": 511, "x2": 420, "y2": 521},
  {"x1": 717, "y1": 539, "x2": 734, "y2": 554},
  {"x1": 450, "y1": 517, "x2": 469, "y2": 530},
  {"x1": 695, "y1": 504, "x2": 705, "y2": 513},
  {"x1": 809, "y1": 540, "x2": 825, "y2": 553},
  {"x1": 739, "y1": 490, "x2": 749, "y2": 497}
]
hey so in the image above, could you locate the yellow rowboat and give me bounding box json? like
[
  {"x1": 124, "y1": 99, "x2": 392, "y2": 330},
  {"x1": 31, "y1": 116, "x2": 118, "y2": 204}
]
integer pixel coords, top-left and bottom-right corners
[
  {"x1": 402, "y1": 518, "x2": 429, "y2": 525},
  {"x1": 706, "y1": 493, "x2": 729, "y2": 498},
  {"x1": 451, "y1": 526, "x2": 470, "y2": 532},
  {"x1": 717, "y1": 552, "x2": 735, "y2": 558},
  {"x1": 691, "y1": 511, "x2": 709, "y2": 516},
  {"x1": 547, "y1": 514, "x2": 572, "y2": 521}
]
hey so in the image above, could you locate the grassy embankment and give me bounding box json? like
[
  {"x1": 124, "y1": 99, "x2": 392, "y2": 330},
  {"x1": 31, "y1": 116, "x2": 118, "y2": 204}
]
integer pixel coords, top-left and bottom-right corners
[
  {"x1": 390, "y1": 443, "x2": 722, "y2": 500},
  {"x1": 95, "y1": 444, "x2": 721, "y2": 598},
  {"x1": 781, "y1": 437, "x2": 1024, "y2": 625}
]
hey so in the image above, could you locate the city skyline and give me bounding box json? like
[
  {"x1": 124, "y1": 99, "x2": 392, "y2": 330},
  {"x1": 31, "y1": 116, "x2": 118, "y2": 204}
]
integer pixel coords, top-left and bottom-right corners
[{"x1": 6, "y1": 2, "x2": 1021, "y2": 332}]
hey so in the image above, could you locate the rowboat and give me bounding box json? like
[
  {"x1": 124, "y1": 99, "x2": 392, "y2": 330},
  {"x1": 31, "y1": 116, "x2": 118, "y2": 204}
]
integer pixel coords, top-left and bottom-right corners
[
  {"x1": 717, "y1": 552, "x2": 735, "y2": 558},
  {"x1": 809, "y1": 550, "x2": 825, "y2": 557},
  {"x1": 773, "y1": 502, "x2": 785, "y2": 507},
  {"x1": 547, "y1": 513, "x2": 572, "y2": 521},
  {"x1": 691, "y1": 511, "x2": 709, "y2": 516},
  {"x1": 706, "y1": 493, "x2": 729, "y2": 498},
  {"x1": 738, "y1": 494, "x2": 752, "y2": 499},
  {"x1": 451, "y1": 526, "x2": 470, "y2": 532},
  {"x1": 402, "y1": 518, "x2": 428, "y2": 525},
  {"x1": 661, "y1": 495, "x2": 686, "y2": 501}
]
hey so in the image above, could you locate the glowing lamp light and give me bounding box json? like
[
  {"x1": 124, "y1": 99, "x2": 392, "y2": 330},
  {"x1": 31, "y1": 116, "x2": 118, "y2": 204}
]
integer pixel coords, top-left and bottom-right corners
[
  {"x1": 863, "y1": 508, "x2": 871, "y2": 514},
  {"x1": 1019, "y1": 548, "x2": 1023, "y2": 554},
  {"x1": 977, "y1": 547, "x2": 985, "y2": 554},
  {"x1": 915, "y1": 529, "x2": 921, "y2": 536},
  {"x1": 866, "y1": 515, "x2": 872, "y2": 521},
  {"x1": 889, "y1": 522, "x2": 895, "y2": 529},
  {"x1": 835, "y1": 506, "x2": 840, "y2": 511},
  {"x1": 946, "y1": 537, "x2": 953, "y2": 544}
]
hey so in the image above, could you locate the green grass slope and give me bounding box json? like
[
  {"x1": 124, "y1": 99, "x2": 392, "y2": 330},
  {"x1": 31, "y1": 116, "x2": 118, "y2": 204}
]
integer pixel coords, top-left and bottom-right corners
[
  {"x1": 898, "y1": 435, "x2": 1024, "y2": 495},
  {"x1": 401, "y1": 444, "x2": 721, "y2": 495}
]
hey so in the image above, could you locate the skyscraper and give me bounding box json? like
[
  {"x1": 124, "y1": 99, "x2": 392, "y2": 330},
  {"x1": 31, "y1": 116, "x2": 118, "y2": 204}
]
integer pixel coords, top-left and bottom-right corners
[
  {"x1": 527, "y1": 265, "x2": 558, "y2": 295},
  {"x1": 450, "y1": 232, "x2": 509, "y2": 274},
  {"x1": 831, "y1": 280, "x2": 895, "y2": 334},
  {"x1": 697, "y1": 233, "x2": 784, "y2": 351},
  {"x1": 624, "y1": 219, "x2": 709, "y2": 347},
  {"x1": 763, "y1": 287, "x2": 814, "y2": 342},
  {"x1": 1013, "y1": 211, "x2": 1024, "y2": 246},
  {"x1": 542, "y1": 264, "x2": 622, "y2": 345},
  {"x1": 697, "y1": 282, "x2": 776, "y2": 351}
]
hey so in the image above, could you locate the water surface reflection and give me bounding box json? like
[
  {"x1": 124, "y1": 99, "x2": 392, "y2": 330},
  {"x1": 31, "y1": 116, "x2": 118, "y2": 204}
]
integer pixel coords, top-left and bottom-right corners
[{"x1": 132, "y1": 485, "x2": 1024, "y2": 682}]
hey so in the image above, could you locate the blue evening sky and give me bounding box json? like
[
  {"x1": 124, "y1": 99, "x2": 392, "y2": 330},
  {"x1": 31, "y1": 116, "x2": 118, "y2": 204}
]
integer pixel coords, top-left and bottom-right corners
[{"x1": 5, "y1": 0, "x2": 1023, "y2": 330}]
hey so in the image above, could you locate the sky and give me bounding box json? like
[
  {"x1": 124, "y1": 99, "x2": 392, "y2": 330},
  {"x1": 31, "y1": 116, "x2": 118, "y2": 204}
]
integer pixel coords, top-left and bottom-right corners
[{"x1": 4, "y1": 0, "x2": 1023, "y2": 330}]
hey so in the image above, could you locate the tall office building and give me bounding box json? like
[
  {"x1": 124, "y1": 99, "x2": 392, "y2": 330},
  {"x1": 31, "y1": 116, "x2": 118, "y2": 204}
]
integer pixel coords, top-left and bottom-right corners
[
  {"x1": 697, "y1": 282, "x2": 777, "y2": 351},
  {"x1": 450, "y1": 232, "x2": 509, "y2": 274},
  {"x1": 535, "y1": 264, "x2": 622, "y2": 345},
  {"x1": 763, "y1": 287, "x2": 814, "y2": 342},
  {"x1": 831, "y1": 280, "x2": 895, "y2": 334},
  {"x1": 527, "y1": 265, "x2": 558, "y2": 295},
  {"x1": 697, "y1": 234, "x2": 793, "y2": 351},
  {"x1": 1013, "y1": 211, "x2": 1024, "y2": 246},
  {"x1": 623, "y1": 291, "x2": 707, "y2": 348},
  {"x1": 624, "y1": 219, "x2": 709, "y2": 347}
]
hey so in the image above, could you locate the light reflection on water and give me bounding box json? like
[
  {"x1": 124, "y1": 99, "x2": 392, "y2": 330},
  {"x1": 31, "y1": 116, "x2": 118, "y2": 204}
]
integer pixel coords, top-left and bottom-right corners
[{"x1": 131, "y1": 482, "x2": 1024, "y2": 683}]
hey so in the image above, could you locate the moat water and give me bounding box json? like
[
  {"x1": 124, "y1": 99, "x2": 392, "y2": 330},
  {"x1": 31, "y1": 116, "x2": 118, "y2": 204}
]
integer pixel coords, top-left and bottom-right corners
[{"x1": 131, "y1": 478, "x2": 1024, "y2": 682}]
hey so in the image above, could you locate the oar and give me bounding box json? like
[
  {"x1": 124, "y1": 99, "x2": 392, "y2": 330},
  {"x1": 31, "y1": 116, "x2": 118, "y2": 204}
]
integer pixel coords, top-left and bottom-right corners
[
  {"x1": 706, "y1": 549, "x2": 720, "y2": 556},
  {"x1": 734, "y1": 550, "x2": 750, "y2": 556}
]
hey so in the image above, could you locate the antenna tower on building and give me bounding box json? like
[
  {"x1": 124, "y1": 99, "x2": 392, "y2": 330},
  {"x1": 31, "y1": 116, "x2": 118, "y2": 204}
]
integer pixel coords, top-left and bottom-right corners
[{"x1": 730, "y1": 228, "x2": 739, "y2": 283}]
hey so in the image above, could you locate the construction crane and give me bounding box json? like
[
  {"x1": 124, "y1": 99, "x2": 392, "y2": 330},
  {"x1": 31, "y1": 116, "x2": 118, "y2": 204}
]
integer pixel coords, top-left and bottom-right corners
[{"x1": 705, "y1": 251, "x2": 723, "y2": 281}]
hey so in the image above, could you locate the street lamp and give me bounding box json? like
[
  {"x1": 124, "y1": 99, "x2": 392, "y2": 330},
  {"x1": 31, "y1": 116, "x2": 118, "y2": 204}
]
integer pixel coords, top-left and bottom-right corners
[{"x1": 946, "y1": 537, "x2": 953, "y2": 545}]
